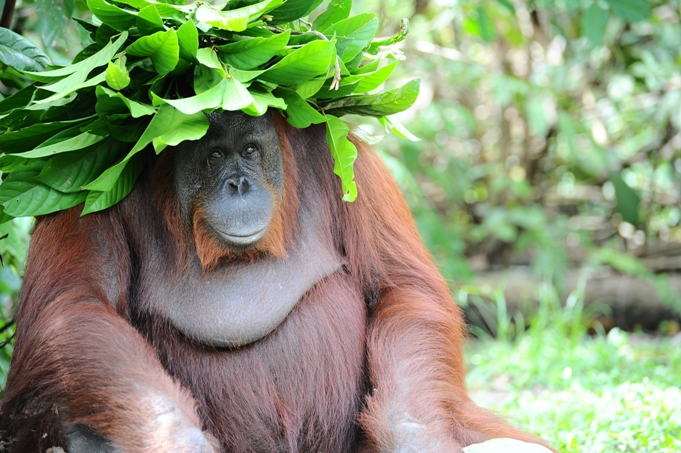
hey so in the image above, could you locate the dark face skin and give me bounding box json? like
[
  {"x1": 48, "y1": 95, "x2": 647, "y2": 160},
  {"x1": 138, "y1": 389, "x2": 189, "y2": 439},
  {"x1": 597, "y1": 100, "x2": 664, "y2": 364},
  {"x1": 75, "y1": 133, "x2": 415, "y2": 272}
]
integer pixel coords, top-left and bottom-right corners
[{"x1": 172, "y1": 111, "x2": 284, "y2": 251}]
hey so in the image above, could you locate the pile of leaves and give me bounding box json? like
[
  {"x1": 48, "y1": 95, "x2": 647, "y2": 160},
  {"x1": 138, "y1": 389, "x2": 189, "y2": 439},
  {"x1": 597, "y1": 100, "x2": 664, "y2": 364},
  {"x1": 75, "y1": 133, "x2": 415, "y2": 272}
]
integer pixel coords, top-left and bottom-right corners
[{"x1": 0, "y1": 0, "x2": 419, "y2": 222}]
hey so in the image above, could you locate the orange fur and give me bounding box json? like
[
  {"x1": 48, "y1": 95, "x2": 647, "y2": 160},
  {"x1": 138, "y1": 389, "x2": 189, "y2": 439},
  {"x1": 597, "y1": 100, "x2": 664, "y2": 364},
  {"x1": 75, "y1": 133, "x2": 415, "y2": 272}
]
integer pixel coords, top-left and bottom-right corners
[{"x1": 0, "y1": 112, "x2": 555, "y2": 453}]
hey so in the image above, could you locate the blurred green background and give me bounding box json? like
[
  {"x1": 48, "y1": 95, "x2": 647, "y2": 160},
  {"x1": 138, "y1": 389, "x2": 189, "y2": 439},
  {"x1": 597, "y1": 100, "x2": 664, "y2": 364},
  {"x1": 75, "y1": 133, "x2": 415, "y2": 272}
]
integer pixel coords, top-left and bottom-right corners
[
  {"x1": 352, "y1": 0, "x2": 681, "y2": 335},
  {"x1": 1, "y1": 0, "x2": 680, "y2": 451}
]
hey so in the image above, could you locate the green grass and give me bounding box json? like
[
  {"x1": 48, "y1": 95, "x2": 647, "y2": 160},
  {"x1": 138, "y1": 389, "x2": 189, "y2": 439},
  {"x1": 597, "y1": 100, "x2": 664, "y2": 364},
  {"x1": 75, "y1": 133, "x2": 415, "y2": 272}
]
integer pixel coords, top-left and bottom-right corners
[{"x1": 465, "y1": 328, "x2": 681, "y2": 453}]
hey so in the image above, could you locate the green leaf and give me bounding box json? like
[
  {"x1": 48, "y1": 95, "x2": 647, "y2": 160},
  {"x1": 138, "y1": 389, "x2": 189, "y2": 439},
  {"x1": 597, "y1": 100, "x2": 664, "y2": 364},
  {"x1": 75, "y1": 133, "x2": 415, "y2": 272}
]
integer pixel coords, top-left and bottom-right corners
[
  {"x1": 176, "y1": 19, "x2": 199, "y2": 60},
  {"x1": 325, "y1": 115, "x2": 357, "y2": 201},
  {"x1": 106, "y1": 58, "x2": 131, "y2": 90},
  {"x1": 476, "y1": 6, "x2": 496, "y2": 44},
  {"x1": 0, "y1": 28, "x2": 51, "y2": 72},
  {"x1": 260, "y1": 39, "x2": 335, "y2": 84},
  {"x1": 154, "y1": 77, "x2": 227, "y2": 114},
  {"x1": 0, "y1": 85, "x2": 36, "y2": 115},
  {"x1": 581, "y1": 3, "x2": 609, "y2": 47},
  {"x1": 604, "y1": 0, "x2": 651, "y2": 22},
  {"x1": 0, "y1": 119, "x2": 87, "y2": 153},
  {"x1": 196, "y1": 3, "x2": 248, "y2": 31},
  {"x1": 38, "y1": 139, "x2": 123, "y2": 192},
  {"x1": 275, "y1": 87, "x2": 327, "y2": 128},
  {"x1": 126, "y1": 29, "x2": 180, "y2": 76},
  {"x1": 137, "y1": 5, "x2": 166, "y2": 36},
  {"x1": 324, "y1": 13, "x2": 379, "y2": 63},
  {"x1": 0, "y1": 179, "x2": 87, "y2": 217},
  {"x1": 378, "y1": 116, "x2": 419, "y2": 141},
  {"x1": 95, "y1": 86, "x2": 156, "y2": 118},
  {"x1": 222, "y1": 77, "x2": 258, "y2": 111},
  {"x1": 87, "y1": 0, "x2": 137, "y2": 31},
  {"x1": 341, "y1": 60, "x2": 397, "y2": 93},
  {"x1": 269, "y1": 0, "x2": 322, "y2": 24},
  {"x1": 85, "y1": 104, "x2": 208, "y2": 191},
  {"x1": 228, "y1": 67, "x2": 266, "y2": 83},
  {"x1": 195, "y1": 0, "x2": 282, "y2": 32},
  {"x1": 82, "y1": 153, "x2": 145, "y2": 214},
  {"x1": 196, "y1": 48, "x2": 226, "y2": 77},
  {"x1": 95, "y1": 23, "x2": 120, "y2": 49},
  {"x1": 314, "y1": 80, "x2": 359, "y2": 100},
  {"x1": 246, "y1": 88, "x2": 286, "y2": 116},
  {"x1": 610, "y1": 171, "x2": 641, "y2": 225},
  {"x1": 217, "y1": 30, "x2": 290, "y2": 70},
  {"x1": 114, "y1": 0, "x2": 189, "y2": 18},
  {"x1": 320, "y1": 78, "x2": 420, "y2": 117},
  {"x1": 295, "y1": 76, "x2": 325, "y2": 99},
  {"x1": 313, "y1": 0, "x2": 352, "y2": 31},
  {"x1": 354, "y1": 58, "x2": 381, "y2": 74},
  {"x1": 13, "y1": 131, "x2": 107, "y2": 159},
  {"x1": 194, "y1": 66, "x2": 223, "y2": 94},
  {"x1": 25, "y1": 31, "x2": 128, "y2": 82},
  {"x1": 34, "y1": 71, "x2": 108, "y2": 105},
  {"x1": 151, "y1": 109, "x2": 209, "y2": 152}
]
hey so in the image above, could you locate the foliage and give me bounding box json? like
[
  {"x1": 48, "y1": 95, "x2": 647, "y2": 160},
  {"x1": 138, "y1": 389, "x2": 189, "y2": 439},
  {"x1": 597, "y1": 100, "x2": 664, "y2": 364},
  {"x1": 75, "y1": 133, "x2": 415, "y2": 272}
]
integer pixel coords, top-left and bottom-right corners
[
  {"x1": 0, "y1": 0, "x2": 420, "y2": 230},
  {"x1": 350, "y1": 0, "x2": 681, "y2": 308},
  {"x1": 463, "y1": 280, "x2": 681, "y2": 452},
  {"x1": 466, "y1": 327, "x2": 681, "y2": 453}
]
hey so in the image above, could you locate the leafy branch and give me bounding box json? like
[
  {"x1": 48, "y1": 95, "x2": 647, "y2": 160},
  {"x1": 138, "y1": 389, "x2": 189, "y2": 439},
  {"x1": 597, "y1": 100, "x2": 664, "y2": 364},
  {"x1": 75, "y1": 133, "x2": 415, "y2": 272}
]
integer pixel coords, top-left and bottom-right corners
[{"x1": 0, "y1": 0, "x2": 420, "y2": 221}]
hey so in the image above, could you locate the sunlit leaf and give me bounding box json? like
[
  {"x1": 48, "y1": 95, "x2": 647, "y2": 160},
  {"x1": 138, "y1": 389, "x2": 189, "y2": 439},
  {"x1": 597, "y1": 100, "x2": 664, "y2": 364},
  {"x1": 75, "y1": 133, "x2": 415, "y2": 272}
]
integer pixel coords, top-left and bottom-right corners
[
  {"x1": 24, "y1": 31, "x2": 127, "y2": 82},
  {"x1": 260, "y1": 39, "x2": 335, "y2": 84},
  {"x1": 222, "y1": 77, "x2": 258, "y2": 112},
  {"x1": 378, "y1": 116, "x2": 419, "y2": 141},
  {"x1": 217, "y1": 30, "x2": 290, "y2": 70},
  {"x1": 85, "y1": 105, "x2": 208, "y2": 191},
  {"x1": 13, "y1": 131, "x2": 106, "y2": 159},
  {"x1": 86, "y1": 0, "x2": 137, "y2": 31},
  {"x1": 196, "y1": 0, "x2": 282, "y2": 32},
  {"x1": 176, "y1": 19, "x2": 199, "y2": 61},
  {"x1": 313, "y1": 0, "x2": 351, "y2": 31},
  {"x1": 105, "y1": 58, "x2": 131, "y2": 90},
  {"x1": 325, "y1": 115, "x2": 357, "y2": 201},
  {"x1": 339, "y1": 60, "x2": 398, "y2": 93},
  {"x1": 268, "y1": 0, "x2": 322, "y2": 24},
  {"x1": 126, "y1": 29, "x2": 179, "y2": 76},
  {"x1": 154, "y1": 77, "x2": 227, "y2": 114},
  {"x1": 296, "y1": 77, "x2": 326, "y2": 99},
  {"x1": 276, "y1": 87, "x2": 327, "y2": 128},
  {"x1": 137, "y1": 5, "x2": 166, "y2": 36},
  {"x1": 34, "y1": 72, "x2": 107, "y2": 105},
  {"x1": 323, "y1": 13, "x2": 378, "y2": 62},
  {"x1": 320, "y1": 78, "x2": 420, "y2": 117}
]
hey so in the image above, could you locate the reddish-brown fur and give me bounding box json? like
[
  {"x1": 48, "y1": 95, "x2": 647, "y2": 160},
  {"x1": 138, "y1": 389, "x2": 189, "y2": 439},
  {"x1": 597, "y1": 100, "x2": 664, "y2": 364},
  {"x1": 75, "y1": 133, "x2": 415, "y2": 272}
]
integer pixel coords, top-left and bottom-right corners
[{"x1": 0, "y1": 113, "x2": 553, "y2": 452}]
